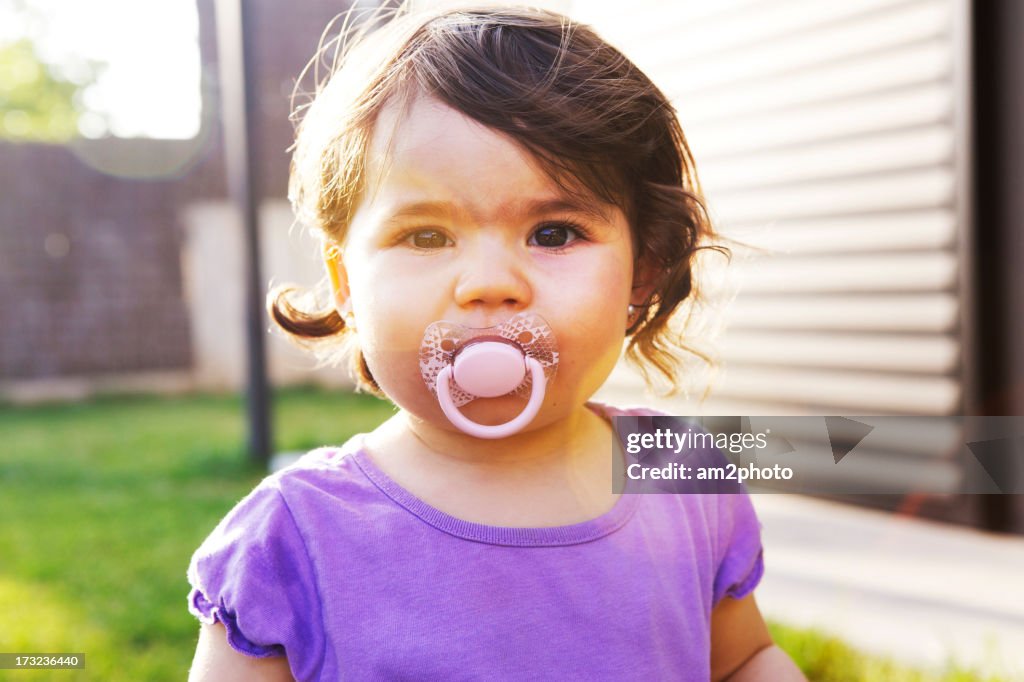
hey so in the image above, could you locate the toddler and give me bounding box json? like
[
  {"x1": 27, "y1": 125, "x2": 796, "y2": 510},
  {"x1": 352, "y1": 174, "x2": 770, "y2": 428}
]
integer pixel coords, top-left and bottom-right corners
[{"x1": 187, "y1": 5, "x2": 804, "y2": 681}]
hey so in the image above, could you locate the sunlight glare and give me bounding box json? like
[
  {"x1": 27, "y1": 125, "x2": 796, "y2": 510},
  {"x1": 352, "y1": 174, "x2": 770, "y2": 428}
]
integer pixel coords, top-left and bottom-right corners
[{"x1": 2, "y1": 0, "x2": 202, "y2": 139}]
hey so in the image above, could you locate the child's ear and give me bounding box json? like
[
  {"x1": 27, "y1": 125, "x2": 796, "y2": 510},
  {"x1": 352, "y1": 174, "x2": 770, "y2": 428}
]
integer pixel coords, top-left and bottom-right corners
[
  {"x1": 630, "y1": 255, "x2": 660, "y2": 308},
  {"x1": 322, "y1": 243, "x2": 352, "y2": 317},
  {"x1": 626, "y1": 256, "x2": 660, "y2": 331}
]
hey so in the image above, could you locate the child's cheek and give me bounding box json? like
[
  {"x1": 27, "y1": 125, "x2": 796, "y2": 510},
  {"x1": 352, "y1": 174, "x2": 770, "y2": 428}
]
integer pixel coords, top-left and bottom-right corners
[
  {"x1": 356, "y1": 295, "x2": 438, "y2": 403},
  {"x1": 361, "y1": 339, "x2": 429, "y2": 409}
]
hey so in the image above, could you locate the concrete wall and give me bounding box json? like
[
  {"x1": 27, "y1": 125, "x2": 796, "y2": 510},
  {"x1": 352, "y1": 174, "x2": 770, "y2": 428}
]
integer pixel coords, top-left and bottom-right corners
[{"x1": 180, "y1": 199, "x2": 355, "y2": 392}]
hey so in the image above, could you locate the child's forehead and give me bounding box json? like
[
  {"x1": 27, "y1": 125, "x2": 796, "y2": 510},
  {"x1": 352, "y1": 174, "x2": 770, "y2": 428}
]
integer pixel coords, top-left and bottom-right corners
[
  {"x1": 364, "y1": 93, "x2": 614, "y2": 220},
  {"x1": 368, "y1": 94, "x2": 532, "y2": 179},
  {"x1": 368, "y1": 95, "x2": 516, "y2": 168},
  {"x1": 366, "y1": 93, "x2": 598, "y2": 208}
]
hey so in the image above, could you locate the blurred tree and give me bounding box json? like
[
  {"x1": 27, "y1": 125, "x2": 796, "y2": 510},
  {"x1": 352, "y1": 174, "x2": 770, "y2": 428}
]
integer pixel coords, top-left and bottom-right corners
[
  {"x1": 0, "y1": 0, "x2": 107, "y2": 143},
  {"x1": 0, "y1": 38, "x2": 82, "y2": 142}
]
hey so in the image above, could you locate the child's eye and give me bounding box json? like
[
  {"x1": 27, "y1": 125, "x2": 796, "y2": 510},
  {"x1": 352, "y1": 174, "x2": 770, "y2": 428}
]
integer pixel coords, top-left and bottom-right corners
[
  {"x1": 529, "y1": 221, "x2": 587, "y2": 249},
  {"x1": 406, "y1": 229, "x2": 452, "y2": 249}
]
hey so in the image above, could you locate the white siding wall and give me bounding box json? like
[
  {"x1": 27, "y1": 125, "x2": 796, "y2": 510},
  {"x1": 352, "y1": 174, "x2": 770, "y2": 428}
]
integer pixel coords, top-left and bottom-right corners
[{"x1": 579, "y1": 0, "x2": 971, "y2": 424}]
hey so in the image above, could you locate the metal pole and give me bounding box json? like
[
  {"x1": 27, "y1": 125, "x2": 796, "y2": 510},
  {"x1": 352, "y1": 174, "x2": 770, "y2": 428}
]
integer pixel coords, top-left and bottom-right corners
[
  {"x1": 214, "y1": 0, "x2": 273, "y2": 467},
  {"x1": 973, "y1": 0, "x2": 1024, "y2": 532}
]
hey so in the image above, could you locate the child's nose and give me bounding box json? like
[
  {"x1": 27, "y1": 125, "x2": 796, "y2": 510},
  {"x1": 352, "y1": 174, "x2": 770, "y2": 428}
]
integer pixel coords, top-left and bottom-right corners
[{"x1": 453, "y1": 238, "x2": 532, "y2": 312}]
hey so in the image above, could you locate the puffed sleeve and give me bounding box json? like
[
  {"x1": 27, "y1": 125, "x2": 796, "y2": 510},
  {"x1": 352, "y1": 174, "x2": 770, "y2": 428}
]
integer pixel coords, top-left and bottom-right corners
[
  {"x1": 187, "y1": 482, "x2": 324, "y2": 676},
  {"x1": 711, "y1": 490, "x2": 765, "y2": 607}
]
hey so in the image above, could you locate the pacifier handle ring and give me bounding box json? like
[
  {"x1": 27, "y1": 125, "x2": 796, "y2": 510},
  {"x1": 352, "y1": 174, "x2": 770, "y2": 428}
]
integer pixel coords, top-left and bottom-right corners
[{"x1": 435, "y1": 357, "x2": 547, "y2": 439}]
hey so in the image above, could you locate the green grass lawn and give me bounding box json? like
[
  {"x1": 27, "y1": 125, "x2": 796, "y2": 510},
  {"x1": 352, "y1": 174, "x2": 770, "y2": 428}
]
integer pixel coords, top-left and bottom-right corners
[{"x1": 0, "y1": 387, "x2": 1012, "y2": 680}]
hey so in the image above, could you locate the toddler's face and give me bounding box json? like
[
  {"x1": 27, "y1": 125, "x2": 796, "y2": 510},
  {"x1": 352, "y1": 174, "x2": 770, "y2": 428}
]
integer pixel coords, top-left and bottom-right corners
[{"x1": 336, "y1": 94, "x2": 639, "y2": 431}]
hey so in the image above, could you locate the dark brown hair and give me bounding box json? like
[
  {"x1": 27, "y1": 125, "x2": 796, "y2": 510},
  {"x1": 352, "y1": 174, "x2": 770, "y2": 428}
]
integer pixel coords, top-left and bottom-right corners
[{"x1": 270, "y1": 4, "x2": 724, "y2": 395}]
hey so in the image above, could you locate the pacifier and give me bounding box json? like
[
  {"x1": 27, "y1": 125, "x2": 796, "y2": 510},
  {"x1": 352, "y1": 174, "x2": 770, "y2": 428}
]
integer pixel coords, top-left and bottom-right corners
[{"x1": 419, "y1": 312, "x2": 559, "y2": 439}]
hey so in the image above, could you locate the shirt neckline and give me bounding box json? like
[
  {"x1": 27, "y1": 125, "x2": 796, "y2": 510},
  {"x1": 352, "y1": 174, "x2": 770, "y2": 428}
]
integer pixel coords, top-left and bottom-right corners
[{"x1": 349, "y1": 402, "x2": 642, "y2": 547}]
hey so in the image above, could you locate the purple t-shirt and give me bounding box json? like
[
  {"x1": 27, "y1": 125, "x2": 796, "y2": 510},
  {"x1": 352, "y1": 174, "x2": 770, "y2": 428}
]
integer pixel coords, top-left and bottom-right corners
[{"x1": 187, "y1": 404, "x2": 764, "y2": 681}]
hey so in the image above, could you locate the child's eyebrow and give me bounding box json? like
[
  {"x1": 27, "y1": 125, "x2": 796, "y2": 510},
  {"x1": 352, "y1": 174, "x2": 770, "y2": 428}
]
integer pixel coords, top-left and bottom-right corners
[{"x1": 382, "y1": 198, "x2": 613, "y2": 225}]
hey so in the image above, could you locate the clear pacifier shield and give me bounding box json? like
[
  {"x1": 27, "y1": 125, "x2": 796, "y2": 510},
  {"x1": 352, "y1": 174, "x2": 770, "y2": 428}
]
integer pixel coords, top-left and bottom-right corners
[{"x1": 418, "y1": 312, "x2": 559, "y2": 406}]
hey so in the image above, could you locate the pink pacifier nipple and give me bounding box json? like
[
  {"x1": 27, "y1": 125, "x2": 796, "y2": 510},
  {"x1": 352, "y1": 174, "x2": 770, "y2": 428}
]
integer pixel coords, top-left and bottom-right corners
[
  {"x1": 451, "y1": 341, "x2": 526, "y2": 398},
  {"x1": 419, "y1": 313, "x2": 559, "y2": 439}
]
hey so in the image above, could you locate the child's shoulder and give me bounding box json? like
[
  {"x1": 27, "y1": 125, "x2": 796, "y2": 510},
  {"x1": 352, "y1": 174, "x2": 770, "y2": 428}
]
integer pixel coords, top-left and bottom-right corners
[
  {"x1": 586, "y1": 400, "x2": 667, "y2": 419},
  {"x1": 272, "y1": 437, "x2": 368, "y2": 483},
  {"x1": 203, "y1": 435, "x2": 377, "y2": 535},
  {"x1": 186, "y1": 440, "x2": 373, "y2": 668},
  {"x1": 256, "y1": 434, "x2": 378, "y2": 504}
]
